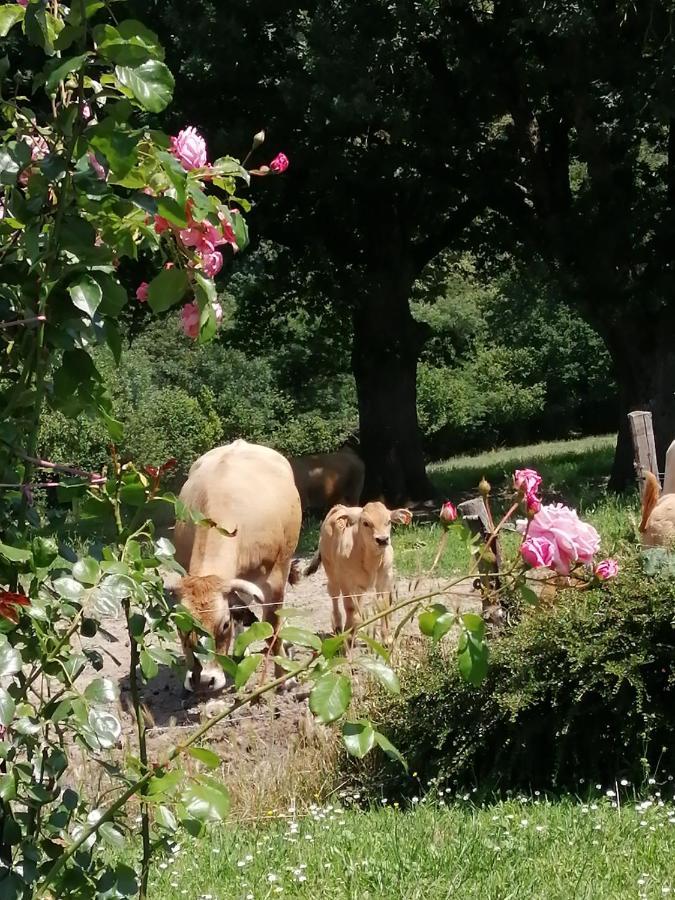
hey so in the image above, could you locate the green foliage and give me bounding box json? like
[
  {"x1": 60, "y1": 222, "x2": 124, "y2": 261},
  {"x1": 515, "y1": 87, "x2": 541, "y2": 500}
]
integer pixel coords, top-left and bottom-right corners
[{"x1": 359, "y1": 556, "x2": 675, "y2": 797}]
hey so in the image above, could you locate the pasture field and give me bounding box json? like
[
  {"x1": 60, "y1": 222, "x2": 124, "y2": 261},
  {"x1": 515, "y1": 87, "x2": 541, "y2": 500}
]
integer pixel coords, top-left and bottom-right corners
[{"x1": 144, "y1": 795, "x2": 675, "y2": 899}]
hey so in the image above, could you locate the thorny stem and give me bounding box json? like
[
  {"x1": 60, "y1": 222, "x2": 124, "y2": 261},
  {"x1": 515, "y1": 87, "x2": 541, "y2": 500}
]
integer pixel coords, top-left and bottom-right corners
[{"x1": 123, "y1": 599, "x2": 151, "y2": 899}]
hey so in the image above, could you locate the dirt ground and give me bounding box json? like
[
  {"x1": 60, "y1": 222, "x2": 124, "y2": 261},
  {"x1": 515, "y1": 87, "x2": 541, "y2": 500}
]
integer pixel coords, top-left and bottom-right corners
[{"x1": 72, "y1": 558, "x2": 482, "y2": 779}]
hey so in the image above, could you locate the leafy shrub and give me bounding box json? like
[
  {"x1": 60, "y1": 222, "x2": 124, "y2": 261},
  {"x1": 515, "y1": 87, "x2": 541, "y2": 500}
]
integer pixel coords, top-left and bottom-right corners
[
  {"x1": 123, "y1": 386, "x2": 222, "y2": 482},
  {"x1": 417, "y1": 348, "x2": 546, "y2": 455},
  {"x1": 358, "y1": 555, "x2": 675, "y2": 796}
]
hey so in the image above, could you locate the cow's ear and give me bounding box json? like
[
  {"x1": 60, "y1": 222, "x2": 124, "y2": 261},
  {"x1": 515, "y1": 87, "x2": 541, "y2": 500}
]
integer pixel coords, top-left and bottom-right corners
[
  {"x1": 390, "y1": 508, "x2": 412, "y2": 526},
  {"x1": 336, "y1": 508, "x2": 361, "y2": 528}
]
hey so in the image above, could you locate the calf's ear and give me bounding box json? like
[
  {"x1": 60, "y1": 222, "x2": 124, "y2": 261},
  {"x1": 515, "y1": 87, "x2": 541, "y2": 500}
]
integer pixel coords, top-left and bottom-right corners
[{"x1": 390, "y1": 508, "x2": 413, "y2": 525}]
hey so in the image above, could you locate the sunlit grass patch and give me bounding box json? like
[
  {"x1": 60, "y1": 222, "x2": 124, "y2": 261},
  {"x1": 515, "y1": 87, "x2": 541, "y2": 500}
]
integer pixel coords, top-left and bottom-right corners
[{"x1": 144, "y1": 792, "x2": 675, "y2": 899}]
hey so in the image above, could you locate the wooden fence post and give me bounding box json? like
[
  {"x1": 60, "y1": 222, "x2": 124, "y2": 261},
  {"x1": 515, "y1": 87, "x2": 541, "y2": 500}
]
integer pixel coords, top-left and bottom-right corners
[
  {"x1": 457, "y1": 497, "x2": 502, "y2": 596},
  {"x1": 628, "y1": 411, "x2": 659, "y2": 497}
]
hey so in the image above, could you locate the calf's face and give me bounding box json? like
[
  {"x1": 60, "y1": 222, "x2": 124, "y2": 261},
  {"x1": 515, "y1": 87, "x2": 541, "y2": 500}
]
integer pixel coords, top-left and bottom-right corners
[{"x1": 358, "y1": 502, "x2": 412, "y2": 553}]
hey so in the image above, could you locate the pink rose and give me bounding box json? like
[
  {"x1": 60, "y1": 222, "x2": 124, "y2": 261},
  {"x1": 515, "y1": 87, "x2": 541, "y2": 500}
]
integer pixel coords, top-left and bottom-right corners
[
  {"x1": 200, "y1": 250, "x2": 223, "y2": 278},
  {"x1": 520, "y1": 535, "x2": 555, "y2": 569},
  {"x1": 178, "y1": 225, "x2": 203, "y2": 248},
  {"x1": 514, "y1": 468, "x2": 542, "y2": 496},
  {"x1": 181, "y1": 301, "x2": 200, "y2": 340},
  {"x1": 136, "y1": 282, "x2": 149, "y2": 303},
  {"x1": 269, "y1": 152, "x2": 289, "y2": 173},
  {"x1": 595, "y1": 558, "x2": 619, "y2": 581},
  {"x1": 170, "y1": 126, "x2": 208, "y2": 171},
  {"x1": 213, "y1": 300, "x2": 223, "y2": 325},
  {"x1": 87, "y1": 152, "x2": 106, "y2": 181},
  {"x1": 17, "y1": 0, "x2": 28, "y2": 6},
  {"x1": 517, "y1": 503, "x2": 601, "y2": 575},
  {"x1": 440, "y1": 501, "x2": 457, "y2": 526},
  {"x1": 526, "y1": 493, "x2": 541, "y2": 513},
  {"x1": 82, "y1": 103, "x2": 92, "y2": 121}
]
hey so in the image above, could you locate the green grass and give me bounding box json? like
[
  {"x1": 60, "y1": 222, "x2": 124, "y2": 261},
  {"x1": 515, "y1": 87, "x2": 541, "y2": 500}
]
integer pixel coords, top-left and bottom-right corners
[
  {"x1": 297, "y1": 435, "x2": 639, "y2": 578},
  {"x1": 146, "y1": 795, "x2": 675, "y2": 899}
]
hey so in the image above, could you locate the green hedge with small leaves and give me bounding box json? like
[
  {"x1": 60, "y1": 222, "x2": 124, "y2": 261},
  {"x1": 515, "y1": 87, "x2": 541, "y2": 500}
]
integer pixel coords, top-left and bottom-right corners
[{"x1": 357, "y1": 554, "x2": 675, "y2": 796}]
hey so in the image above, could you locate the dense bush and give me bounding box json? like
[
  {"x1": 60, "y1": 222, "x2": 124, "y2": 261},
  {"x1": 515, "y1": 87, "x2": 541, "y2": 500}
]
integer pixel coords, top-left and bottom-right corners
[
  {"x1": 359, "y1": 556, "x2": 675, "y2": 796},
  {"x1": 417, "y1": 348, "x2": 546, "y2": 455}
]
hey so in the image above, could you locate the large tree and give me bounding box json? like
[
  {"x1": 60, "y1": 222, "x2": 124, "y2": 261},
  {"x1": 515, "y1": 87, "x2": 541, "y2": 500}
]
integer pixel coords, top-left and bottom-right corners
[
  {"x1": 433, "y1": 0, "x2": 675, "y2": 488},
  {"x1": 147, "y1": 0, "x2": 499, "y2": 503}
]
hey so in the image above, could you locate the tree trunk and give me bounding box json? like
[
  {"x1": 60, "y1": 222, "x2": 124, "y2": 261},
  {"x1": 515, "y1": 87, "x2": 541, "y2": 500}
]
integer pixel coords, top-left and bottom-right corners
[
  {"x1": 607, "y1": 326, "x2": 675, "y2": 491},
  {"x1": 352, "y1": 269, "x2": 434, "y2": 505}
]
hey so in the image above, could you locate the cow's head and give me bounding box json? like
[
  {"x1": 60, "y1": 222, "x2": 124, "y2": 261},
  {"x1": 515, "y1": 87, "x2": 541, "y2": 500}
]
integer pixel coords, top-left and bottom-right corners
[
  {"x1": 338, "y1": 501, "x2": 412, "y2": 553},
  {"x1": 172, "y1": 575, "x2": 264, "y2": 693}
]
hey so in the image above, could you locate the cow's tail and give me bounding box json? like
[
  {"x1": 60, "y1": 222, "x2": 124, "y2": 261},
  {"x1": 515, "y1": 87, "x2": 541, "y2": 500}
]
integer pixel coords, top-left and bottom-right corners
[
  {"x1": 304, "y1": 550, "x2": 322, "y2": 577},
  {"x1": 639, "y1": 470, "x2": 661, "y2": 533},
  {"x1": 288, "y1": 558, "x2": 302, "y2": 586}
]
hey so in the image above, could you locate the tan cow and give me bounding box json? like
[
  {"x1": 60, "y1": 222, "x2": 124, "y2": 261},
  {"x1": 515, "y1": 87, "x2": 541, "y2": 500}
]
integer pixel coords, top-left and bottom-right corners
[
  {"x1": 305, "y1": 501, "x2": 412, "y2": 640},
  {"x1": 639, "y1": 439, "x2": 675, "y2": 547},
  {"x1": 289, "y1": 437, "x2": 365, "y2": 515},
  {"x1": 173, "y1": 440, "x2": 302, "y2": 691}
]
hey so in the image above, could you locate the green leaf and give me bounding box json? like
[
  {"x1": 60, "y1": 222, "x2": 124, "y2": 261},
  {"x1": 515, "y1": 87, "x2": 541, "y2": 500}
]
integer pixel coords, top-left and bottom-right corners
[
  {"x1": 419, "y1": 603, "x2": 455, "y2": 642},
  {"x1": 93, "y1": 272, "x2": 127, "y2": 317},
  {"x1": 231, "y1": 212, "x2": 249, "y2": 252},
  {"x1": 155, "y1": 805, "x2": 177, "y2": 831},
  {"x1": 356, "y1": 657, "x2": 400, "y2": 694},
  {"x1": 0, "y1": 543, "x2": 32, "y2": 563},
  {"x1": 90, "y1": 574, "x2": 135, "y2": 618},
  {"x1": 342, "y1": 720, "x2": 376, "y2": 758},
  {"x1": 233, "y1": 621, "x2": 273, "y2": 657},
  {"x1": 0, "y1": 6, "x2": 25, "y2": 37},
  {"x1": 374, "y1": 731, "x2": 407, "y2": 770},
  {"x1": 0, "y1": 773, "x2": 16, "y2": 802},
  {"x1": 321, "y1": 633, "x2": 347, "y2": 659},
  {"x1": 0, "y1": 148, "x2": 20, "y2": 186},
  {"x1": 88, "y1": 708, "x2": 121, "y2": 749},
  {"x1": 188, "y1": 747, "x2": 220, "y2": 769},
  {"x1": 32, "y1": 536, "x2": 58, "y2": 568},
  {"x1": 361, "y1": 634, "x2": 390, "y2": 660},
  {"x1": 183, "y1": 777, "x2": 230, "y2": 822},
  {"x1": 84, "y1": 677, "x2": 118, "y2": 704},
  {"x1": 88, "y1": 118, "x2": 139, "y2": 179},
  {"x1": 94, "y1": 20, "x2": 163, "y2": 66},
  {"x1": 519, "y1": 583, "x2": 539, "y2": 605},
  {"x1": 53, "y1": 576, "x2": 85, "y2": 602},
  {"x1": 119, "y1": 482, "x2": 146, "y2": 507},
  {"x1": 115, "y1": 60, "x2": 174, "y2": 113},
  {"x1": 140, "y1": 648, "x2": 159, "y2": 680},
  {"x1": 44, "y1": 53, "x2": 88, "y2": 94},
  {"x1": 156, "y1": 195, "x2": 188, "y2": 228},
  {"x1": 154, "y1": 538, "x2": 175, "y2": 560},
  {"x1": 309, "y1": 673, "x2": 352, "y2": 724},
  {"x1": 235, "y1": 654, "x2": 263, "y2": 689},
  {"x1": 146, "y1": 268, "x2": 189, "y2": 313},
  {"x1": 457, "y1": 631, "x2": 489, "y2": 687},
  {"x1": 68, "y1": 274, "x2": 102, "y2": 318},
  {"x1": 99, "y1": 822, "x2": 126, "y2": 849},
  {"x1": 73, "y1": 556, "x2": 100, "y2": 586},
  {"x1": 148, "y1": 769, "x2": 183, "y2": 796},
  {"x1": 279, "y1": 626, "x2": 322, "y2": 652},
  {"x1": 0, "y1": 687, "x2": 15, "y2": 727},
  {"x1": 461, "y1": 612, "x2": 486, "y2": 638}
]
